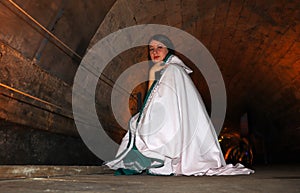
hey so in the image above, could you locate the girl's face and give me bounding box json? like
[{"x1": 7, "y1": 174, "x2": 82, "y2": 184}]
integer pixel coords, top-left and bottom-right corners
[{"x1": 149, "y1": 40, "x2": 169, "y2": 63}]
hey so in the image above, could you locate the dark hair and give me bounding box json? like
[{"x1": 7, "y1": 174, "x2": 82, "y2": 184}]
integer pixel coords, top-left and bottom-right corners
[{"x1": 148, "y1": 34, "x2": 175, "y2": 55}]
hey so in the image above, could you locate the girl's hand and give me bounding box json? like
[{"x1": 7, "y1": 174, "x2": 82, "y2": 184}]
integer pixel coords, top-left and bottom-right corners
[
  {"x1": 148, "y1": 61, "x2": 167, "y2": 90},
  {"x1": 149, "y1": 61, "x2": 166, "y2": 74}
]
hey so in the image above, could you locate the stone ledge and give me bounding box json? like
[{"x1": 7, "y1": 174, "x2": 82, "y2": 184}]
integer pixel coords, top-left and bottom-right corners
[{"x1": 0, "y1": 165, "x2": 113, "y2": 179}]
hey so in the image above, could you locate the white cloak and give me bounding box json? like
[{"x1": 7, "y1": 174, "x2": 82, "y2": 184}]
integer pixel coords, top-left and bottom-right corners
[{"x1": 105, "y1": 55, "x2": 254, "y2": 176}]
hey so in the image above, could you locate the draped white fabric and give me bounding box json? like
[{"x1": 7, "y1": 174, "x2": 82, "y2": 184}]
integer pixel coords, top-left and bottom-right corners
[{"x1": 105, "y1": 55, "x2": 254, "y2": 176}]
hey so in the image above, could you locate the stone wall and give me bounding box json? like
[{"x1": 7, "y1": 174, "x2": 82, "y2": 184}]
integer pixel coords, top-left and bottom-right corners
[{"x1": 0, "y1": 0, "x2": 115, "y2": 164}]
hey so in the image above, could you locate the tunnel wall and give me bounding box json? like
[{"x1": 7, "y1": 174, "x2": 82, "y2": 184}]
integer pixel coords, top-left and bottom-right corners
[{"x1": 0, "y1": 0, "x2": 115, "y2": 164}]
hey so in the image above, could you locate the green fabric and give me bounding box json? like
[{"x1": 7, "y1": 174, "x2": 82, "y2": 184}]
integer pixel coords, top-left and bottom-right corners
[
  {"x1": 114, "y1": 54, "x2": 173, "y2": 176},
  {"x1": 114, "y1": 130, "x2": 164, "y2": 176},
  {"x1": 115, "y1": 168, "x2": 140, "y2": 175},
  {"x1": 114, "y1": 144, "x2": 164, "y2": 176},
  {"x1": 163, "y1": 52, "x2": 172, "y2": 63},
  {"x1": 124, "y1": 145, "x2": 152, "y2": 168}
]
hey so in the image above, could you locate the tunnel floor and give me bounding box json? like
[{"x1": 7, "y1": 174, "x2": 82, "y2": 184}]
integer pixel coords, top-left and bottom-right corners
[{"x1": 0, "y1": 164, "x2": 299, "y2": 193}]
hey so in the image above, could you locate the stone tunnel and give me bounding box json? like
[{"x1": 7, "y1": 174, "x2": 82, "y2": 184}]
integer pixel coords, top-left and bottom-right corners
[{"x1": 0, "y1": 0, "x2": 299, "y2": 168}]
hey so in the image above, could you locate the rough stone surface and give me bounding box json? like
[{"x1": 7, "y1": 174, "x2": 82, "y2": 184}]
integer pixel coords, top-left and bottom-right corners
[
  {"x1": 0, "y1": 165, "x2": 299, "y2": 193},
  {"x1": 0, "y1": 121, "x2": 102, "y2": 165}
]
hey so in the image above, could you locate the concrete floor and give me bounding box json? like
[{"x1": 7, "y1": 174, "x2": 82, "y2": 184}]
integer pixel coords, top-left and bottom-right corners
[{"x1": 0, "y1": 164, "x2": 299, "y2": 193}]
